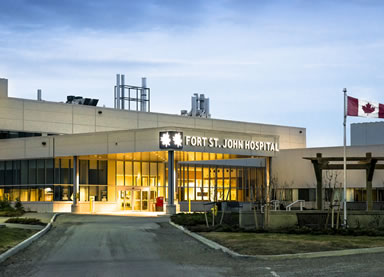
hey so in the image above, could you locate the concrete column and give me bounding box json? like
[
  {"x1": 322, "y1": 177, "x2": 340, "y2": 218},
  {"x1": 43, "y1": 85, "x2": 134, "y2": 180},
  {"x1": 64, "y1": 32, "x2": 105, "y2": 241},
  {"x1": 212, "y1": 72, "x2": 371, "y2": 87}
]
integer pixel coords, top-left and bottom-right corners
[
  {"x1": 71, "y1": 156, "x2": 80, "y2": 213},
  {"x1": 166, "y1": 150, "x2": 176, "y2": 215}
]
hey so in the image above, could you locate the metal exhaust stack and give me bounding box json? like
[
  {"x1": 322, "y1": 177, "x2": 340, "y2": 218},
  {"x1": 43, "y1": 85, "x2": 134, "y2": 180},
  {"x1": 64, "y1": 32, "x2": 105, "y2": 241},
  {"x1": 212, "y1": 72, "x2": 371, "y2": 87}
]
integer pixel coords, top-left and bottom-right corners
[
  {"x1": 37, "y1": 89, "x2": 42, "y2": 101},
  {"x1": 121, "y1": 74, "x2": 125, "y2": 109},
  {"x1": 141, "y1": 77, "x2": 147, "y2": 112},
  {"x1": 116, "y1": 74, "x2": 120, "y2": 109}
]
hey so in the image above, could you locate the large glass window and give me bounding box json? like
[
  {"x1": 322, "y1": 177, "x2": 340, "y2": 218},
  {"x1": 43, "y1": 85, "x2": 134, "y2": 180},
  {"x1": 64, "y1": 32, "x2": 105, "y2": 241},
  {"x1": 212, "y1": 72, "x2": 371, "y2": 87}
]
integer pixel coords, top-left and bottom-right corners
[
  {"x1": 54, "y1": 159, "x2": 60, "y2": 184},
  {"x1": 0, "y1": 161, "x2": 4, "y2": 185},
  {"x1": 134, "y1": 162, "x2": 141, "y2": 186},
  {"x1": 37, "y1": 160, "x2": 45, "y2": 184},
  {"x1": 116, "y1": 161, "x2": 124, "y2": 186},
  {"x1": 142, "y1": 162, "x2": 149, "y2": 186},
  {"x1": 89, "y1": 160, "x2": 98, "y2": 184},
  {"x1": 21, "y1": 160, "x2": 28, "y2": 184},
  {"x1": 98, "y1": 161, "x2": 107, "y2": 185},
  {"x1": 202, "y1": 166, "x2": 210, "y2": 201},
  {"x1": 60, "y1": 159, "x2": 70, "y2": 184},
  {"x1": 195, "y1": 166, "x2": 203, "y2": 200},
  {"x1": 79, "y1": 160, "x2": 89, "y2": 184},
  {"x1": 28, "y1": 160, "x2": 36, "y2": 184},
  {"x1": 46, "y1": 159, "x2": 54, "y2": 184},
  {"x1": 150, "y1": 163, "x2": 157, "y2": 187},
  {"x1": 125, "y1": 161, "x2": 133, "y2": 186},
  {"x1": 177, "y1": 165, "x2": 266, "y2": 202}
]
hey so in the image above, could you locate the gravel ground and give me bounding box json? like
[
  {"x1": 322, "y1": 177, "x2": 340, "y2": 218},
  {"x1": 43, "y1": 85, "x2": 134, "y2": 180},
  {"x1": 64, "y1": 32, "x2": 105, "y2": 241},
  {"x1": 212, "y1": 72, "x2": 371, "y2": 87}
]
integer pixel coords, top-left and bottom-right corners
[{"x1": 1, "y1": 214, "x2": 384, "y2": 277}]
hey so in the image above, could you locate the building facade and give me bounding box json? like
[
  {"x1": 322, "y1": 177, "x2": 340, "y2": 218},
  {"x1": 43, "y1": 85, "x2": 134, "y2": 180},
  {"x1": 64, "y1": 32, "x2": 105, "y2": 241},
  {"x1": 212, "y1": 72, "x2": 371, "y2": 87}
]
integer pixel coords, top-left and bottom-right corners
[{"x1": 0, "y1": 78, "x2": 306, "y2": 213}]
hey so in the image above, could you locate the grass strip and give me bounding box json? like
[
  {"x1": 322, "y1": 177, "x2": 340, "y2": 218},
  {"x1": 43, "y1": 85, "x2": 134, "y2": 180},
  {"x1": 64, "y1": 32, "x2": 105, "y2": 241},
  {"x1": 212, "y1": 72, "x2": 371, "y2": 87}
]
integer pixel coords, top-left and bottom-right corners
[
  {"x1": 0, "y1": 228, "x2": 38, "y2": 254},
  {"x1": 200, "y1": 232, "x2": 384, "y2": 255}
]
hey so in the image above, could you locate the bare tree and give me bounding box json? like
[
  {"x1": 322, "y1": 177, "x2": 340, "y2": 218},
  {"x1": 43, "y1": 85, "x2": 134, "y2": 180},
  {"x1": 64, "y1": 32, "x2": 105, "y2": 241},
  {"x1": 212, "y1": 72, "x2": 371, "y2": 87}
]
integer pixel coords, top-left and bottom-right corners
[{"x1": 324, "y1": 170, "x2": 342, "y2": 229}]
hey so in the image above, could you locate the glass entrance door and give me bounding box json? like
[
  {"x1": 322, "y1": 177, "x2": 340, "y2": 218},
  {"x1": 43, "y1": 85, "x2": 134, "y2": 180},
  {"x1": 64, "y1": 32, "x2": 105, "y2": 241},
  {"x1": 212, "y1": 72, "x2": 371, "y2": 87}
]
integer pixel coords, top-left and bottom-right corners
[
  {"x1": 119, "y1": 189, "x2": 149, "y2": 212},
  {"x1": 120, "y1": 190, "x2": 132, "y2": 211}
]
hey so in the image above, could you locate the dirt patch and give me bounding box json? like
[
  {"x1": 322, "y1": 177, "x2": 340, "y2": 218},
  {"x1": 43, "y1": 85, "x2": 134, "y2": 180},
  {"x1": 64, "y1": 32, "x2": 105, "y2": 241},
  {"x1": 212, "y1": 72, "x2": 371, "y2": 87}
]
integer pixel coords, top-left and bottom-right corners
[{"x1": 200, "y1": 232, "x2": 384, "y2": 255}]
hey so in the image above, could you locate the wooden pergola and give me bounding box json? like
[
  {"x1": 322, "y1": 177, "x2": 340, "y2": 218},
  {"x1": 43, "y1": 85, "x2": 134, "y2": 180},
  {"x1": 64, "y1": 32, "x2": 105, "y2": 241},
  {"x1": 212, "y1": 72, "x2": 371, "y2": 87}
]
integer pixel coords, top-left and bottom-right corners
[{"x1": 304, "y1": 152, "x2": 384, "y2": 211}]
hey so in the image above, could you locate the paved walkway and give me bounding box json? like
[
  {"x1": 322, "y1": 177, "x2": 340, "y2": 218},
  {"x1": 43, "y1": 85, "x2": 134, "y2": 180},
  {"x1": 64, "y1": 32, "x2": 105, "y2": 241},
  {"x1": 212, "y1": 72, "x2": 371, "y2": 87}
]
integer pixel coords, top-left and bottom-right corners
[{"x1": 1, "y1": 214, "x2": 384, "y2": 276}]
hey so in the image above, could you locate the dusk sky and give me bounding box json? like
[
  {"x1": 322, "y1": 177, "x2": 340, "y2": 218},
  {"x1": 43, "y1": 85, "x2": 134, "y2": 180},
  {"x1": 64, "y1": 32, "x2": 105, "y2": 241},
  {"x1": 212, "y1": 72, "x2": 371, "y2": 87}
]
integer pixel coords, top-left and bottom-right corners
[{"x1": 1, "y1": 0, "x2": 384, "y2": 147}]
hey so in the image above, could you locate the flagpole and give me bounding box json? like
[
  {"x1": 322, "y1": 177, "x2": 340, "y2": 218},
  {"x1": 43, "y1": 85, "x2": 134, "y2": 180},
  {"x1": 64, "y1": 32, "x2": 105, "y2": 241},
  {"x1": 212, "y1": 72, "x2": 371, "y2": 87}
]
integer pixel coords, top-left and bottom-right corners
[{"x1": 343, "y1": 88, "x2": 347, "y2": 228}]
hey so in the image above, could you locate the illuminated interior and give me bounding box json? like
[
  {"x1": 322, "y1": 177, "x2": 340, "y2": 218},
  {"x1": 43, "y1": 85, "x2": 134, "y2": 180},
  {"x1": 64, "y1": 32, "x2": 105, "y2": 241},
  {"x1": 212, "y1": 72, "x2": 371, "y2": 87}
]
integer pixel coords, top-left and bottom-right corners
[{"x1": 0, "y1": 150, "x2": 265, "y2": 211}]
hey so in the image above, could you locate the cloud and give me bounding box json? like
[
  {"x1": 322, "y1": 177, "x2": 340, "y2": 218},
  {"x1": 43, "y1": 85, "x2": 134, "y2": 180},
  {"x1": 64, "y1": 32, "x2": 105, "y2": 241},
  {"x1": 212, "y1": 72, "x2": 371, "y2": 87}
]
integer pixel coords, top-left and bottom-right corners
[{"x1": 1, "y1": 1, "x2": 384, "y2": 148}]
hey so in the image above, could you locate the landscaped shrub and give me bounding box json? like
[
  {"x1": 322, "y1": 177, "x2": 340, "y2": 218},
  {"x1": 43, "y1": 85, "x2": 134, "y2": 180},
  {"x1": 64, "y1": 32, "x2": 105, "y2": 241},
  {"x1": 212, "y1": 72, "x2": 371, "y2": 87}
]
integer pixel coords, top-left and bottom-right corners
[
  {"x1": 0, "y1": 199, "x2": 13, "y2": 211},
  {"x1": 0, "y1": 199, "x2": 25, "y2": 217},
  {"x1": 5, "y1": 217, "x2": 45, "y2": 226},
  {"x1": 14, "y1": 198, "x2": 24, "y2": 211}
]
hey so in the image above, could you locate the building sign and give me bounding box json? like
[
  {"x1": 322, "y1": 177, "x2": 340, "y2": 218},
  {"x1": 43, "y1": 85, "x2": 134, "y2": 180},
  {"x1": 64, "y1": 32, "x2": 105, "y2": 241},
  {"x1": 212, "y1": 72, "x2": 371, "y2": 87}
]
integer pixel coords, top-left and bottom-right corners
[
  {"x1": 184, "y1": 135, "x2": 279, "y2": 152},
  {"x1": 159, "y1": 131, "x2": 183, "y2": 149}
]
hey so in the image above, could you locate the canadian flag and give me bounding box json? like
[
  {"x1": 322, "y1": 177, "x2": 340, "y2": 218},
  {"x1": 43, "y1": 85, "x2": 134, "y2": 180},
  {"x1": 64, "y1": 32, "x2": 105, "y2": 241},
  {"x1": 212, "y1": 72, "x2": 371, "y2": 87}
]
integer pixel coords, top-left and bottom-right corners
[{"x1": 347, "y1": 96, "x2": 384, "y2": 118}]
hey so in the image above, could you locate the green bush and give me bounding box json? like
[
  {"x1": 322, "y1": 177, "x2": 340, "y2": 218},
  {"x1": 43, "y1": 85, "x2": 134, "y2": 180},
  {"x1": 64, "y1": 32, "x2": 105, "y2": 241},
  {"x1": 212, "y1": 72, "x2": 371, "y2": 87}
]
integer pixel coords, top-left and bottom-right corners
[
  {"x1": 14, "y1": 198, "x2": 24, "y2": 211},
  {"x1": 0, "y1": 199, "x2": 13, "y2": 211},
  {"x1": 0, "y1": 199, "x2": 25, "y2": 217},
  {"x1": 5, "y1": 217, "x2": 45, "y2": 226}
]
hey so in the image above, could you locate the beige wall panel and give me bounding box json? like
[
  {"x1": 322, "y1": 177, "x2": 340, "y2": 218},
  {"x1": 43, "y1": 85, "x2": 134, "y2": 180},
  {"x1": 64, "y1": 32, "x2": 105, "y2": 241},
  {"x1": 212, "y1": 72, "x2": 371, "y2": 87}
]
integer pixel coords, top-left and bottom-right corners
[
  {"x1": 193, "y1": 118, "x2": 213, "y2": 129},
  {"x1": 212, "y1": 120, "x2": 246, "y2": 132},
  {"x1": 24, "y1": 100, "x2": 72, "y2": 113},
  {"x1": 96, "y1": 109, "x2": 138, "y2": 129},
  {"x1": 134, "y1": 130, "x2": 158, "y2": 152},
  {"x1": 137, "y1": 119, "x2": 158, "y2": 128},
  {"x1": 24, "y1": 121, "x2": 73, "y2": 134},
  {"x1": 138, "y1": 112, "x2": 158, "y2": 122},
  {"x1": 137, "y1": 112, "x2": 159, "y2": 129},
  {"x1": 244, "y1": 123, "x2": 262, "y2": 134},
  {"x1": 108, "y1": 141, "x2": 136, "y2": 154},
  {"x1": 0, "y1": 105, "x2": 23, "y2": 121},
  {"x1": 289, "y1": 135, "x2": 306, "y2": 145},
  {"x1": 260, "y1": 125, "x2": 290, "y2": 136},
  {"x1": 54, "y1": 134, "x2": 108, "y2": 156},
  {"x1": 108, "y1": 132, "x2": 135, "y2": 142},
  {"x1": 0, "y1": 119, "x2": 24, "y2": 131},
  {"x1": 73, "y1": 124, "x2": 96, "y2": 134},
  {"x1": 0, "y1": 98, "x2": 23, "y2": 110},
  {"x1": 95, "y1": 126, "x2": 121, "y2": 132},
  {"x1": 73, "y1": 105, "x2": 96, "y2": 126},
  {"x1": 157, "y1": 114, "x2": 195, "y2": 128},
  {"x1": 0, "y1": 139, "x2": 25, "y2": 159},
  {"x1": 25, "y1": 143, "x2": 52, "y2": 158},
  {"x1": 23, "y1": 109, "x2": 72, "y2": 125},
  {"x1": 24, "y1": 101, "x2": 73, "y2": 124},
  {"x1": 107, "y1": 132, "x2": 135, "y2": 153}
]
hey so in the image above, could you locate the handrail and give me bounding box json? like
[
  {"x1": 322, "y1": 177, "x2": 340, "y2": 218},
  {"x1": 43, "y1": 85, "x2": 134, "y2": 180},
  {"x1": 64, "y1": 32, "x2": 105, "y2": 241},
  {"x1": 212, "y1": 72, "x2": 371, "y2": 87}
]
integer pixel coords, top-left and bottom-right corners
[
  {"x1": 286, "y1": 200, "x2": 305, "y2": 211},
  {"x1": 270, "y1": 200, "x2": 280, "y2": 211}
]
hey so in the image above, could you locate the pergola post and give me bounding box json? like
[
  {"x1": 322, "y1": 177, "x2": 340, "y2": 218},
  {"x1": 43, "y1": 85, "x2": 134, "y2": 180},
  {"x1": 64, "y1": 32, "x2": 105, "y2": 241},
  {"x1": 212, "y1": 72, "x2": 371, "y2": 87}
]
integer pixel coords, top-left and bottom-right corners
[
  {"x1": 305, "y1": 153, "x2": 384, "y2": 213},
  {"x1": 366, "y1": 152, "x2": 377, "y2": 211},
  {"x1": 312, "y1": 153, "x2": 323, "y2": 210}
]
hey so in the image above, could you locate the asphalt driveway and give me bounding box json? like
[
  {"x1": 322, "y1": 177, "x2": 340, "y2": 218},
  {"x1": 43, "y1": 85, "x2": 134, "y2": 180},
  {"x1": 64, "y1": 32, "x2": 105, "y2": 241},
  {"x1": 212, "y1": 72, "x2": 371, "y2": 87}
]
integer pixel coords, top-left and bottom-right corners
[{"x1": 1, "y1": 214, "x2": 384, "y2": 277}]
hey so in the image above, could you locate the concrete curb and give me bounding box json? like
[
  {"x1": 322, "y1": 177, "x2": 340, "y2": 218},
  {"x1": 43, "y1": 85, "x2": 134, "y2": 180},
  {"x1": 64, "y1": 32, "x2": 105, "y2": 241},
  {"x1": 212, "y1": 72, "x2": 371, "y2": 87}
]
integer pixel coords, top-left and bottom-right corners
[
  {"x1": 0, "y1": 213, "x2": 59, "y2": 264},
  {"x1": 169, "y1": 220, "x2": 384, "y2": 260}
]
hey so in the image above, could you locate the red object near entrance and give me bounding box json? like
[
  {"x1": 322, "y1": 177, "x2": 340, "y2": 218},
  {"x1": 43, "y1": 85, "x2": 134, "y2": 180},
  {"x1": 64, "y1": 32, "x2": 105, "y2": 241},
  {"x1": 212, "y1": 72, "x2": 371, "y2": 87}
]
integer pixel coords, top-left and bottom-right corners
[{"x1": 156, "y1": 197, "x2": 164, "y2": 207}]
